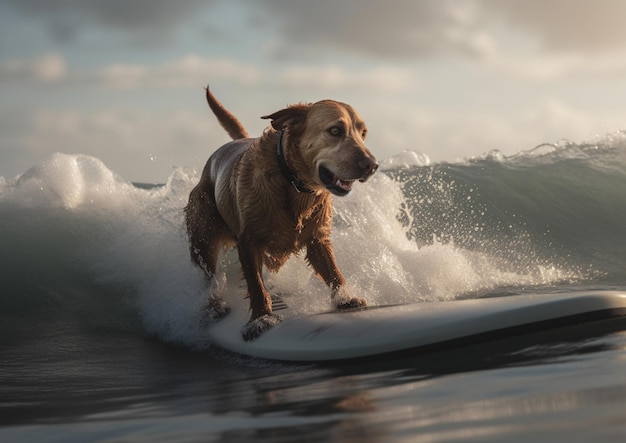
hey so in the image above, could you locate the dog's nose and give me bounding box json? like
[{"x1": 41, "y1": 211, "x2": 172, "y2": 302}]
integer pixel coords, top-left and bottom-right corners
[{"x1": 359, "y1": 156, "x2": 378, "y2": 177}]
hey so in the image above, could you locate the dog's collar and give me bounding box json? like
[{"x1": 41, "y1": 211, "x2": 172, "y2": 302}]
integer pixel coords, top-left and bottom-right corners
[{"x1": 276, "y1": 131, "x2": 313, "y2": 193}]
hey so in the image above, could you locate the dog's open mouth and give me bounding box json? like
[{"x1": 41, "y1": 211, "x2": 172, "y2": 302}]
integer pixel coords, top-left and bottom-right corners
[{"x1": 319, "y1": 165, "x2": 356, "y2": 196}]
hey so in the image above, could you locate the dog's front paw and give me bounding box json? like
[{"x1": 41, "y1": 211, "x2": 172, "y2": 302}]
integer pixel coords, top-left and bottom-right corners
[
  {"x1": 335, "y1": 297, "x2": 367, "y2": 310},
  {"x1": 241, "y1": 313, "x2": 283, "y2": 342},
  {"x1": 204, "y1": 296, "x2": 231, "y2": 322},
  {"x1": 332, "y1": 287, "x2": 367, "y2": 311}
]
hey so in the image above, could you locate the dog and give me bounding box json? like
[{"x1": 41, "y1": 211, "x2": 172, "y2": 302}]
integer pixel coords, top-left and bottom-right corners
[{"x1": 185, "y1": 86, "x2": 378, "y2": 341}]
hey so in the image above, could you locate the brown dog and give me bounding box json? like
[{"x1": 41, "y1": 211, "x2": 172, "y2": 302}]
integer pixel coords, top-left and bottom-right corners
[{"x1": 185, "y1": 86, "x2": 378, "y2": 341}]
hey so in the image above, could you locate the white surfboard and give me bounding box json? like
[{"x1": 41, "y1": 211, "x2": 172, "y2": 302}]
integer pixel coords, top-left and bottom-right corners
[{"x1": 207, "y1": 291, "x2": 626, "y2": 362}]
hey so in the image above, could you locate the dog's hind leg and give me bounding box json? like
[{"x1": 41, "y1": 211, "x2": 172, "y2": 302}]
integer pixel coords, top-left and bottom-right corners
[{"x1": 185, "y1": 186, "x2": 232, "y2": 321}]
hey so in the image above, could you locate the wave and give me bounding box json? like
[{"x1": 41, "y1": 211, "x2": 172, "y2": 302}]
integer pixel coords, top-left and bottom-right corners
[
  {"x1": 2, "y1": 132, "x2": 626, "y2": 347},
  {"x1": 386, "y1": 134, "x2": 626, "y2": 284}
]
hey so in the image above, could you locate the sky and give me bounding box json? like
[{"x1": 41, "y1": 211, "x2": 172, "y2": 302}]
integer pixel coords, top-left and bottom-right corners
[{"x1": 2, "y1": 0, "x2": 626, "y2": 183}]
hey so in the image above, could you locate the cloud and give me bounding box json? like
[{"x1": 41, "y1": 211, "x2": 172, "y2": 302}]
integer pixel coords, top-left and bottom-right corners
[
  {"x1": 359, "y1": 96, "x2": 626, "y2": 165},
  {"x1": 8, "y1": 50, "x2": 626, "y2": 92},
  {"x1": 2, "y1": 1, "x2": 493, "y2": 60},
  {"x1": 253, "y1": 0, "x2": 492, "y2": 60},
  {"x1": 480, "y1": 50, "x2": 626, "y2": 83},
  {"x1": 0, "y1": 53, "x2": 420, "y2": 96},
  {"x1": 485, "y1": 0, "x2": 626, "y2": 53},
  {"x1": 253, "y1": 0, "x2": 626, "y2": 60},
  {"x1": 279, "y1": 65, "x2": 418, "y2": 93},
  {"x1": 5, "y1": 0, "x2": 213, "y2": 44},
  {"x1": 0, "y1": 53, "x2": 67, "y2": 83},
  {"x1": 6, "y1": 0, "x2": 626, "y2": 63},
  {"x1": 0, "y1": 53, "x2": 261, "y2": 89},
  {"x1": 96, "y1": 55, "x2": 261, "y2": 89},
  {"x1": 0, "y1": 107, "x2": 216, "y2": 182},
  {"x1": 3, "y1": 0, "x2": 495, "y2": 60}
]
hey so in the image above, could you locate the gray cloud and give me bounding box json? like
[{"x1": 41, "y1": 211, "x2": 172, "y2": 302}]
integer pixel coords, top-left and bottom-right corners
[
  {"x1": 4, "y1": 0, "x2": 213, "y2": 44},
  {"x1": 3, "y1": 0, "x2": 490, "y2": 58},
  {"x1": 252, "y1": 0, "x2": 489, "y2": 59},
  {"x1": 0, "y1": 53, "x2": 66, "y2": 83},
  {"x1": 253, "y1": 0, "x2": 626, "y2": 59},
  {"x1": 485, "y1": 0, "x2": 626, "y2": 53},
  {"x1": 4, "y1": 0, "x2": 626, "y2": 60}
]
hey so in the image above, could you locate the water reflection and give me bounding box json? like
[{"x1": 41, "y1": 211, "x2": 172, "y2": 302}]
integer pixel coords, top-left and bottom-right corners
[
  {"x1": 220, "y1": 328, "x2": 626, "y2": 442},
  {"x1": 5, "y1": 324, "x2": 625, "y2": 443},
  {"x1": 369, "y1": 379, "x2": 626, "y2": 442}
]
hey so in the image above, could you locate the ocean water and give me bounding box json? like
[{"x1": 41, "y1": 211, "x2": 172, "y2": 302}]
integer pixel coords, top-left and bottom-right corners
[{"x1": 2, "y1": 132, "x2": 626, "y2": 442}]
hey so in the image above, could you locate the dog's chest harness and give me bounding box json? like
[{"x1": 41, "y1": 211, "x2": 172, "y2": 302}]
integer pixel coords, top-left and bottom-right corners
[{"x1": 276, "y1": 131, "x2": 313, "y2": 194}]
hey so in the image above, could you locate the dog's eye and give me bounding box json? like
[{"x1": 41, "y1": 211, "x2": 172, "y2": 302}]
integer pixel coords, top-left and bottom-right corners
[{"x1": 328, "y1": 126, "x2": 343, "y2": 137}]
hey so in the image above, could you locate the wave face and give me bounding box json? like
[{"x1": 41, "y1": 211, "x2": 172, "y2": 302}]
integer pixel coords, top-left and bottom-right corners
[{"x1": 2, "y1": 133, "x2": 626, "y2": 348}]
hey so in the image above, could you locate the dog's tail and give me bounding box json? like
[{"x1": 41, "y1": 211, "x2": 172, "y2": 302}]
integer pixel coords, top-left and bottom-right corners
[{"x1": 205, "y1": 85, "x2": 249, "y2": 140}]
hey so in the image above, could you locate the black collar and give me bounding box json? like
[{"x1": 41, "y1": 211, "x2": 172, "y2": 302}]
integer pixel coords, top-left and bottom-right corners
[{"x1": 276, "y1": 131, "x2": 313, "y2": 193}]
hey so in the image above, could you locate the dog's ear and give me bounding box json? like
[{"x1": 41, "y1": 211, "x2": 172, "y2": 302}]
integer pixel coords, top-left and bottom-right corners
[{"x1": 261, "y1": 104, "x2": 310, "y2": 132}]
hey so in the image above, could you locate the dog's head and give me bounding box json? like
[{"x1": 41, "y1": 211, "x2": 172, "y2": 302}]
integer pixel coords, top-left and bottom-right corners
[{"x1": 262, "y1": 100, "x2": 378, "y2": 196}]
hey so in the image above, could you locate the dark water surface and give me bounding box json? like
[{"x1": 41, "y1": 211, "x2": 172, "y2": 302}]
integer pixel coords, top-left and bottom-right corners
[{"x1": 3, "y1": 311, "x2": 626, "y2": 442}]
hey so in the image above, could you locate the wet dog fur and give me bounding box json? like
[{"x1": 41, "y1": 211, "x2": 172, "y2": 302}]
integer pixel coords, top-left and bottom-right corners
[{"x1": 185, "y1": 86, "x2": 378, "y2": 341}]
